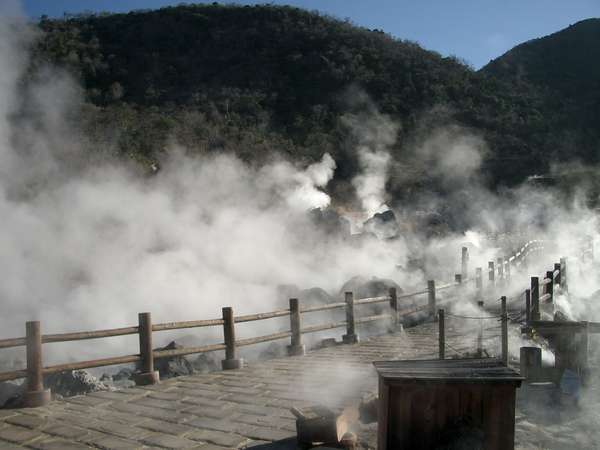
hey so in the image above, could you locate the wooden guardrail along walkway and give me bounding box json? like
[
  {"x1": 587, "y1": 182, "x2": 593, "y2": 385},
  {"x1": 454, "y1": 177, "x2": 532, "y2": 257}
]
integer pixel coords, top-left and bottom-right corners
[{"x1": 0, "y1": 238, "x2": 588, "y2": 408}]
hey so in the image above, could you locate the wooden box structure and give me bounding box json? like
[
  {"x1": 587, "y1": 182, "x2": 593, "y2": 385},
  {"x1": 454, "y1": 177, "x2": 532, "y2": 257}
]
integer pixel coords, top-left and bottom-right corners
[
  {"x1": 374, "y1": 358, "x2": 523, "y2": 450},
  {"x1": 527, "y1": 320, "x2": 592, "y2": 375}
]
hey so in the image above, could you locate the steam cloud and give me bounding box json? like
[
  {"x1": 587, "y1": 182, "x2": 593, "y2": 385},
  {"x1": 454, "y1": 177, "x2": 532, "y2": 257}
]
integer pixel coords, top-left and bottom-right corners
[
  {"x1": 0, "y1": 8, "x2": 413, "y2": 363},
  {"x1": 1, "y1": 2, "x2": 599, "y2": 373}
]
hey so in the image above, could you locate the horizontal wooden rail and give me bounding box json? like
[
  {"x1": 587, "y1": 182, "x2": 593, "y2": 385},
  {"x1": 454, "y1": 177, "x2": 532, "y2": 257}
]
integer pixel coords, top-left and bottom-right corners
[
  {"x1": 154, "y1": 343, "x2": 227, "y2": 359},
  {"x1": 237, "y1": 331, "x2": 293, "y2": 347},
  {"x1": 43, "y1": 354, "x2": 141, "y2": 375},
  {"x1": 354, "y1": 295, "x2": 391, "y2": 306},
  {"x1": 301, "y1": 321, "x2": 347, "y2": 334},
  {"x1": 0, "y1": 369, "x2": 27, "y2": 382},
  {"x1": 539, "y1": 293, "x2": 551, "y2": 302},
  {"x1": 1, "y1": 245, "x2": 518, "y2": 400},
  {"x1": 355, "y1": 313, "x2": 392, "y2": 325},
  {"x1": 397, "y1": 288, "x2": 429, "y2": 299},
  {"x1": 235, "y1": 309, "x2": 290, "y2": 323},
  {"x1": 528, "y1": 321, "x2": 600, "y2": 334},
  {"x1": 436, "y1": 282, "x2": 459, "y2": 291},
  {"x1": 0, "y1": 337, "x2": 26, "y2": 349},
  {"x1": 553, "y1": 269, "x2": 560, "y2": 278},
  {"x1": 152, "y1": 318, "x2": 225, "y2": 332},
  {"x1": 42, "y1": 326, "x2": 139, "y2": 344},
  {"x1": 397, "y1": 304, "x2": 428, "y2": 316},
  {"x1": 300, "y1": 302, "x2": 346, "y2": 313}
]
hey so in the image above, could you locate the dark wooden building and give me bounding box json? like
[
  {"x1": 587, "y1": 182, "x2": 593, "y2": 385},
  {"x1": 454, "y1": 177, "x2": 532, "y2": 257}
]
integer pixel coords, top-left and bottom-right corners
[{"x1": 374, "y1": 358, "x2": 523, "y2": 450}]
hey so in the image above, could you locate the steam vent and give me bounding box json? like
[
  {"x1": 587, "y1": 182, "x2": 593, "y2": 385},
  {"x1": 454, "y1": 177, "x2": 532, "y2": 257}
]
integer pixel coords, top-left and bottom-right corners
[{"x1": 374, "y1": 358, "x2": 523, "y2": 450}]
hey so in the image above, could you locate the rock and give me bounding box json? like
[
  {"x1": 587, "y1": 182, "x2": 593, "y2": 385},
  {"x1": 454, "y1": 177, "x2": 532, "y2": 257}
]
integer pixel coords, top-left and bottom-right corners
[
  {"x1": 277, "y1": 284, "x2": 301, "y2": 303},
  {"x1": 339, "y1": 276, "x2": 402, "y2": 299},
  {"x1": 192, "y1": 353, "x2": 220, "y2": 373},
  {"x1": 313, "y1": 338, "x2": 338, "y2": 349},
  {"x1": 113, "y1": 367, "x2": 134, "y2": 381},
  {"x1": 104, "y1": 368, "x2": 136, "y2": 389},
  {"x1": 100, "y1": 373, "x2": 112, "y2": 382},
  {"x1": 363, "y1": 209, "x2": 399, "y2": 239},
  {"x1": 0, "y1": 380, "x2": 25, "y2": 409},
  {"x1": 153, "y1": 341, "x2": 194, "y2": 379},
  {"x1": 299, "y1": 287, "x2": 333, "y2": 306},
  {"x1": 309, "y1": 208, "x2": 352, "y2": 237},
  {"x1": 258, "y1": 342, "x2": 286, "y2": 360},
  {"x1": 44, "y1": 370, "x2": 108, "y2": 397}
]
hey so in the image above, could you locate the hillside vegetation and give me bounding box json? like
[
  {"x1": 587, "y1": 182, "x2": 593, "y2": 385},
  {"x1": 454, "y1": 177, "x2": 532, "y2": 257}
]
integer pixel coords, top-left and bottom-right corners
[
  {"x1": 482, "y1": 18, "x2": 600, "y2": 166},
  {"x1": 27, "y1": 4, "x2": 600, "y2": 203}
]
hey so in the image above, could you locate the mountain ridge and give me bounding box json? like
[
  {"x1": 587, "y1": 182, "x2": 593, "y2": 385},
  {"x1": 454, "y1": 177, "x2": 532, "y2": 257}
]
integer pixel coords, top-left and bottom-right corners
[{"x1": 28, "y1": 5, "x2": 600, "y2": 203}]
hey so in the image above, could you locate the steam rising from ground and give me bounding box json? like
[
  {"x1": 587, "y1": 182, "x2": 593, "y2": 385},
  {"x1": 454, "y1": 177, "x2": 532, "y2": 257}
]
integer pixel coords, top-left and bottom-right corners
[
  {"x1": 1, "y1": 3, "x2": 600, "y2": 372},
  {"x1": 0, "y1": 9, "x2": 413, "y2": 348},
  {"x1": 344, "y1": 92, "x2": 397, "y2": 216}
]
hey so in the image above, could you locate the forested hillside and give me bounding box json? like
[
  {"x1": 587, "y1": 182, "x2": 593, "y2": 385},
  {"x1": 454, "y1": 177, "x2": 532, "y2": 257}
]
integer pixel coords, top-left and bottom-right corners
[
  {"x1": 27, "y1": 4, "x2": 600, "y2": 202},
  {"x1": 482, "y1": 18, "x2": 600, "y2": 166}
]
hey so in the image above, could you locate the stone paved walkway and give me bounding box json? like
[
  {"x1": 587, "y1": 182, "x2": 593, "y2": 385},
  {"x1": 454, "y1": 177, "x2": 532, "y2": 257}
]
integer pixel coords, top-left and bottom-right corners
[{"x1": 0, "y1": 322, "x2": 473, "y2": 450}]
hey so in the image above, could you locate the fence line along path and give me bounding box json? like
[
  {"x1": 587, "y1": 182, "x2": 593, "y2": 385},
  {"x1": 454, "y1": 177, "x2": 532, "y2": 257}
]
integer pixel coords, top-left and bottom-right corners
[{"x1": 0, "y1": 241, "x2": 553, "y2": 408}]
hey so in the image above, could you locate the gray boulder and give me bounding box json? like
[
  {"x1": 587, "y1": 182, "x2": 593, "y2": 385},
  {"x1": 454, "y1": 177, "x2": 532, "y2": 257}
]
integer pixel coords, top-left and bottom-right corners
[
  {"x1": 339, "y1": 276, "x2": 402, "y2": 299},
  {"x1": 45, "y1": 370, "x2": 108, "y2": 397},
  {"x1": 153, "y1": 341, "x2": 194, "y2": 379},
  {"x1": 0, "y1": 380, "x2": 25, "y2": 409}
]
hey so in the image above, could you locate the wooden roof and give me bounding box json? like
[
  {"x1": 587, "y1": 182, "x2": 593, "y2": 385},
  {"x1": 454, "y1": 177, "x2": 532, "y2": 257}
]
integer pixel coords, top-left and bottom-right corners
[{"x1": 373, "y1": 358, "x2": 523, "y2": 384}]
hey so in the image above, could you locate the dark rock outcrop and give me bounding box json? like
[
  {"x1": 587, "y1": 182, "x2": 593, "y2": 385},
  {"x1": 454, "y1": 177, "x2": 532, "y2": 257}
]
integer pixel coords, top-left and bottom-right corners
[
  {"x1": 363, "y1": 209, "x2": 399, "y2": 239},
  {"x1": 153, "y1": 341, "x2": 194, "y2": 379},
  {"x1": 339, "y1": 276, "x2": 402, "y2": 299},
  {"x1": 45, "y1": 370, "x2": 108, "y2": 398}
]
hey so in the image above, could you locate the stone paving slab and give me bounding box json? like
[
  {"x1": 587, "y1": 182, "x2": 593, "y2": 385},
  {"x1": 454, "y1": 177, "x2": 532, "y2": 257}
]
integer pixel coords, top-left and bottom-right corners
[{"x1": 0, "y1": 322, "x2": 471, "y2": 449}]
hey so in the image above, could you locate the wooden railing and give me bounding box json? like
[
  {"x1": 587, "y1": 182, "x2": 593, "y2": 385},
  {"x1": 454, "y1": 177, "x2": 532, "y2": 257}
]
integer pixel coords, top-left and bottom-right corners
[
  {"x1": 0, "y1": 266, "x2": 474, "y2": 407},
  {"x1": 437, "y1": 243, "x2": 599, "y2": 370},
  {"x1": 0, "y1": 239, "x2": 565, "y2": 407},
  {"x1": 436, "y1": 240, "x2": 552, "y2": 364}
]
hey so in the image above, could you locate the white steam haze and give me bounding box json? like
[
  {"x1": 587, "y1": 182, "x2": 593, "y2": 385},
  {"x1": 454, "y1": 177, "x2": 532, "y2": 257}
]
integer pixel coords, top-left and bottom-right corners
[
  {"x1": 0, "y1": 5, "x2": 414, "y2": 363},
  {"x1": 344, "y1": 91, "x2": 397, "y2": 217},
  {"x1": 1, "y1": 1, "x2": 600, "y2": 372}
]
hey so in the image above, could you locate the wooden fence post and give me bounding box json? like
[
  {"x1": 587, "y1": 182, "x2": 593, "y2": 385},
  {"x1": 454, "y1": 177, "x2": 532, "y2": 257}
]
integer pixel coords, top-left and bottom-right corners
[
  {"x1": 476, "y1": 268, "x2": 483, "y2": 301},
  {"x1": 554, "y1": 263, "x2": 561, "y2": 287},
  {"x1": 525, "y1": 289, "x2": 531, "y2": 326},
  {"x1": 438, "y1": 309, "x2": 445, "y2": 359},
  {"x1": 477, "y1": 300, "x2": 484, "y2": 357},
  {"x1": 428, "y1": 280, "x2": 437, "y2": 321},
  {"x1": 497, "y1": 258, "x2": 504, "y2": 285},
  {"x1": 531, "y1": 277, "x2": 540, "y2": 321},
  {"x1": 135, "y1": 312, "x2": 160, "y2": 385},
  {"x1": 454, "y1": 274, "x2": 462, "y2": 284},
  {"x1": 343, "y1": 292, "x2": 359, "y2": 344},
  {"x1": 288, "y1": 298, "x2": 306, "y2": 356},
  {"x1": 389, "y1": 287, "x2": 401, "y2": 330},
  {"x1": 560, "y1": 257, "x2": 568, "y2": 292},
  {"x1": 520, "y1": 347, "x2": 541, "y2": 381},
  {"x1": 23, "y1": 321, "x2": 51, "y2": 407},
  {"x1": 488, "y1": 261, "x2": 495, "y2": 286},
  {"x1": 461, "y1": 246, "x2": 469, "y2": 280},
  {"x1": 501, "y1": 296, "x2": 508, "y2": 366},
  {"x1": 222, "y1": 307, "x2": 244, "y2": 369},
  {"x1": 546, "y1": 271, "x2": 554, "y2": 304}
]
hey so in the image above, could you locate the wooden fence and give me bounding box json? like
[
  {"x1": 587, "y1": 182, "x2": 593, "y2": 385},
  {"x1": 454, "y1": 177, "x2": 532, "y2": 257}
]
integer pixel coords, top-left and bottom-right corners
[
  {"x1": 436, "y1": 239, "x2": 550, "y2": 363},
  {"x1": 0, "y1": 241, "x2": 553, "y2": 407},
  {"x1": 437, "y1": 235, "x2": 597, "y2": 368}
]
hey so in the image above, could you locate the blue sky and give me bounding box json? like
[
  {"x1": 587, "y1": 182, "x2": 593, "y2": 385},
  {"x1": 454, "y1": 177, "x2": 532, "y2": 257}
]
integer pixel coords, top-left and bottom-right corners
[{"x1": 21, "y1": 0, "x2": 600, "y2": 69}]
